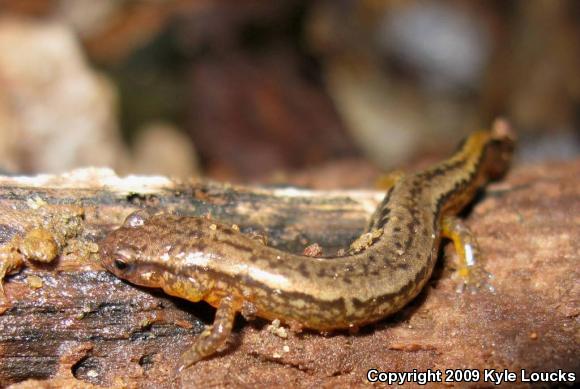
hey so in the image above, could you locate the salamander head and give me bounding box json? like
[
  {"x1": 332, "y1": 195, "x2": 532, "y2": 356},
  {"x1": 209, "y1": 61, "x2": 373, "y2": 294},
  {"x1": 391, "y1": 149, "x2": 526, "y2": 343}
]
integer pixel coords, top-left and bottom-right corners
[
  {"x1": 100, "y1": 210, "x2": 211, "y2": 302},
  {"x1": 99, "y1": 210, "x2": 179, "y2": 289}
]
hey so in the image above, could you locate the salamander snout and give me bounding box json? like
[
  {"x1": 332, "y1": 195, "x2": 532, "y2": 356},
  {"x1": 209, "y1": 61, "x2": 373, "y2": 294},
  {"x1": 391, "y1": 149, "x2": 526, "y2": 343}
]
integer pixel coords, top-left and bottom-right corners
[{"x1": 99, "y1": 230, "x2": 137, "y2": 277}]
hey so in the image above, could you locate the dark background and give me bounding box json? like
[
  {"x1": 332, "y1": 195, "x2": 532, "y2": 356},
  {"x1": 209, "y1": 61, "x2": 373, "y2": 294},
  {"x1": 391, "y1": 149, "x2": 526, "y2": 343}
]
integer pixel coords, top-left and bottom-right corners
[{"x1": 0, "y1": 0, "x2": 578, "y2": 185}]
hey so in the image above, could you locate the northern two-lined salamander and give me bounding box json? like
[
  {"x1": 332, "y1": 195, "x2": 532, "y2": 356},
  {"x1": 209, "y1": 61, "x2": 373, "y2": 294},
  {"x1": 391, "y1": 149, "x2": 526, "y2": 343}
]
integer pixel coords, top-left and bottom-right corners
[{"x1": 99, "y1": 119, "x2": 515, "y2": 372}]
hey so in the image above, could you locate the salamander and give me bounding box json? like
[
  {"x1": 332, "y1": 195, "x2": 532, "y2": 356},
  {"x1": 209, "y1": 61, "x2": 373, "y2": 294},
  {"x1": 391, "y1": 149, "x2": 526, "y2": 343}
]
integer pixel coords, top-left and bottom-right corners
[{"x1": 99, "y1": 119, "x2": 515, "y2": 373}]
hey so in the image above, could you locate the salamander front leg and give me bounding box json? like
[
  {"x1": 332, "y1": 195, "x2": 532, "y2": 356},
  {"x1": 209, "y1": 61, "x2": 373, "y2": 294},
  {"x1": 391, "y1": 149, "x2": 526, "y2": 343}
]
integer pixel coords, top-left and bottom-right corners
[
  {"x1": 176, "y1": 295, "x2": 238, "y2": 373},
  {"x1": 441, "y1": 216, "x2": 493, "y2": 293}
]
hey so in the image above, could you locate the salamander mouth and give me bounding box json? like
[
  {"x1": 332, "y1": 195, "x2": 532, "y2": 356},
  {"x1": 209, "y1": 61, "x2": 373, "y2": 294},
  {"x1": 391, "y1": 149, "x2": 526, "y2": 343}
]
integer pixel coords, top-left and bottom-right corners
[{"x1": 133, "y1": 266, "x2": 164, "y2": 287}]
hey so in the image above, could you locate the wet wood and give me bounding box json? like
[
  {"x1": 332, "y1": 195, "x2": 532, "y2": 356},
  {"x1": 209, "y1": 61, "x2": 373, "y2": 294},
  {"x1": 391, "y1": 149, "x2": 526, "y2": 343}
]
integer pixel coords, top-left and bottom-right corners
[{"x1": 0, "y1": 162, "x2": 578, "y2": 388}]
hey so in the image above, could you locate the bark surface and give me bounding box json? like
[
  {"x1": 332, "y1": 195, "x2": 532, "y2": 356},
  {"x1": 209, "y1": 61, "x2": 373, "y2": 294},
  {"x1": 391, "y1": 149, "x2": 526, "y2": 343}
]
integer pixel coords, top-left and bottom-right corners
[{"x1": 0, "y1": 162, "x2": 578, "y2": 388}]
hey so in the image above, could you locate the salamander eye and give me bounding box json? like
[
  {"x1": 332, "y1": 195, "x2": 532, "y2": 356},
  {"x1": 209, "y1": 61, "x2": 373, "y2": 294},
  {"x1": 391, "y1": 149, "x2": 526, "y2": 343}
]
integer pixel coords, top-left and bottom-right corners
[{"x1": 114, "y1": 258, "x2": 130, "y2": 271}]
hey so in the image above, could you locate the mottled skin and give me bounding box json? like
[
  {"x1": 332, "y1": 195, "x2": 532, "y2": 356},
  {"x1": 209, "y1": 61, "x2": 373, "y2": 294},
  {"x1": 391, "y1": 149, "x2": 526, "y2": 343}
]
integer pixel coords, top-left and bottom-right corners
[{"x1": 100, "y1": 120, "x2": 515, "y2": 371}]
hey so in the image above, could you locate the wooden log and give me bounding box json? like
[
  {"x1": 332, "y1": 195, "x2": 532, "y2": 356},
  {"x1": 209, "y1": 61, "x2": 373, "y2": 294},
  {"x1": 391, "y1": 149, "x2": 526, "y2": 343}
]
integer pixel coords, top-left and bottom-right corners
[{"x1": 0, "y1": 162, "x2": 578, "y2": 388}]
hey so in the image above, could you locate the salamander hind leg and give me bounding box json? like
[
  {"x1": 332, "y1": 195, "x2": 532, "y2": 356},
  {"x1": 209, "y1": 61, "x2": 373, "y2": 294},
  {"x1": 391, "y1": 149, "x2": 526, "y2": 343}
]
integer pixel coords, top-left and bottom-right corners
[
  {"x1": 176, "y1": 295, "x2": 238, "y2": 374},
  {"x1": 441, "y1": 216, "x2": 494, "y2": 293}
]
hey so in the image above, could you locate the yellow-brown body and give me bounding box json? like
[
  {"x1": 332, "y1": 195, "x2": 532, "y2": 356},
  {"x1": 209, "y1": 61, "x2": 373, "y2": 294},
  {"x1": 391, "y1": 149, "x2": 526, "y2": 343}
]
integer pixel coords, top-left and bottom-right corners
[{"x1": 99, "y1": 120, "x2": 515, "y2": 370}]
